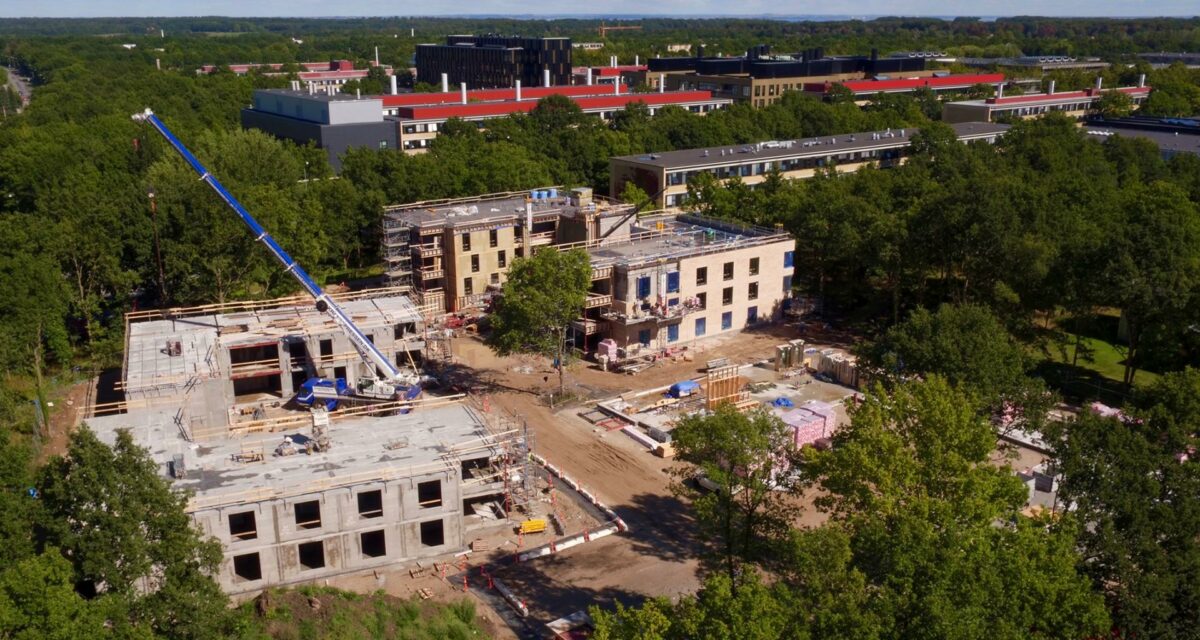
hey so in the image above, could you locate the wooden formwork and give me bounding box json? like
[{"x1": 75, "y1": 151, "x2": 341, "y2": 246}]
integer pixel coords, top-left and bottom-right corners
[{"x1": 705, "y1": 364, "x2": 746, "y2": 410}]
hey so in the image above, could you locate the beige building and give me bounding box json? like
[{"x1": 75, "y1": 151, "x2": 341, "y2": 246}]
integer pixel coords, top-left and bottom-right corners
[
  {"x1": 661, "y1": 70, "x2": 939, "y2": 107},
  {"x1": 942, "y1": 85, "x2": 1151, "y2": 124},
  {"x1": 610, "y1": 122, "x2": 1011, "y2": 208}
]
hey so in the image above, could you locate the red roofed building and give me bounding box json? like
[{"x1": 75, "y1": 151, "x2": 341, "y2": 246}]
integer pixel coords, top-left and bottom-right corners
[
  {"x1": 943, "y1": 81, "x2": 1151, "y2": 123},
  {"x1": 803, "y1": 73, "x2": 1006, "y2": 103},
  {"x1": 197, "y1": 60, "x2": 393, "y2": 91}
]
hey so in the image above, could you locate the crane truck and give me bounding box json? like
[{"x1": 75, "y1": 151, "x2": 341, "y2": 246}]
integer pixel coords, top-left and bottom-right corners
[{"x1": 133, "y1": 109, "x2": 420, "y2": 411}]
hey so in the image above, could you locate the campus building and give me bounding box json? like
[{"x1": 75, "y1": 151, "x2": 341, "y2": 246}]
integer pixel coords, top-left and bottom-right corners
[
  {"x1": 956, "y1": 55, "x2": 1109, "y2": 73},
  {"x1": 241, "y1": 86, "x2": 731, "y2": 163},
  {"x1": 648, "y1": 46, "x2": 934, "y2": 107},
  {"x1": 942, "y1": 81, "x2": 1151, "y2": 124},
  {"x1": 381, "y1": 190, "x2": 795, "y2": 351},
  {"x1": 83, "y1": 289, "x2": 536, "y2": 596},
  {"x1": 609, "y1": 122, "x2": 1012, "y2": 208},
  {"x1": 1083, "y1": 115, "x2": 1200, "y2": 159},
  {"x1": 801, "y1": 73, "x2": 1006, "y2": 103},
  {"x1": 197, "y1": 60, "x2": 393, "y2": 92},
  {"x1": 415, "y1": 35, "x2": 572, "y2": 89}
]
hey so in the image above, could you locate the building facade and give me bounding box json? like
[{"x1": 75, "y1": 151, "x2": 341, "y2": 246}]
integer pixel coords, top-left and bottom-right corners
[
  {"x1": 240, "y1": 90, "x2": 397, "y2": 171},
  {"x1": 942, "y1": 84, "x2": 1151, "y2": 124},
  {"x1": 802, "y1": 73, "x2": 1006, "y2": 104},
  {"x1": 416, "y1": 35, "x2": 572, "y2": 89},
  {"x1": 609, "y1": 122, "x2": 1012, "y2": 208}
]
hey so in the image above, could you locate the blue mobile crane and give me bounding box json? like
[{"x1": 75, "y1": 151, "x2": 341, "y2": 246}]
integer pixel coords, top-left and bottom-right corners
[{"x1": 134, "y1": 109, "x2": 419, "y2": 410}]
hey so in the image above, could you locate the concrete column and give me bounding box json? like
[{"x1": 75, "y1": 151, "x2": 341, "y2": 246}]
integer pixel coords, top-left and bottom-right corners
[
  {"x1": 390, "y1": 74, "x2": 398, "y2": 95},
  {"x1": 441, "y1": 73, "x2": 448, "y2": 93}
]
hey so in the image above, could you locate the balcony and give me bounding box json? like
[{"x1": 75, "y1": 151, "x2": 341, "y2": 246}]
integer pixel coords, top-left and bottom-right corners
[
  {"x1": 570, "y1": 318, "x2": 601, "y2": 335},
  {"x1": 591, "y1": 266, "x2": 613, "y2": 280},
  {"x1": 601, "y1": 298, "x2": 705, "y2": 325},
  {"x1": 419, "y1": 267, "x2": 444, "y2": 280},
  {"x1": 584, "y1": 293, "x2": 613, "y2": 309},
  {"x1": 418, "y1": 245, "x2": 443, "y2": 258},
  {"x1": 528, "y1": 231, "x2": 555, "y2": 247}
]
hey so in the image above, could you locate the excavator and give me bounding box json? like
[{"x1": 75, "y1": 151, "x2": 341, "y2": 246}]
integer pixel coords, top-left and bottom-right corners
[{"x1": 134, "y1": 109, "x2": 420, "y2": 411}]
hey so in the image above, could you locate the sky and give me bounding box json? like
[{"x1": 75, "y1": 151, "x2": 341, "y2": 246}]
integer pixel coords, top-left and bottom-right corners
[{"x1": 0, "y1": 0, "x2": 1196, "y2": 19}]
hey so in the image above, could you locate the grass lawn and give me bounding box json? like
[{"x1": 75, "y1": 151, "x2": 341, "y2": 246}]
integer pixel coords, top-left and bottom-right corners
[{"x1": 1052, "y1": 332, "x2": 1160, "y2": 387}]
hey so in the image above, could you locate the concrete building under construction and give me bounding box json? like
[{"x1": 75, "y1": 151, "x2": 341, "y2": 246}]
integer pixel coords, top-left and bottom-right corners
[{"x1": 84, "y1": 289, "x2": 533, "y2": 596}]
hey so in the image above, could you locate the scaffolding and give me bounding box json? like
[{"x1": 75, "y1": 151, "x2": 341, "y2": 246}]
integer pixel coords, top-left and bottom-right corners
[{"x1": 381, "y1": 216, "x2": 414, "y2": 291}]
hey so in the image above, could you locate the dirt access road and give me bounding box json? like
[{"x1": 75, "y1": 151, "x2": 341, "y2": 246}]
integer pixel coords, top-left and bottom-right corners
[
  {"x1": 3, "y1": 66, "x2": 31, "y2": 111},
  {"x1": 444, "y1": 325, "x2": 821, "y2": 627}
]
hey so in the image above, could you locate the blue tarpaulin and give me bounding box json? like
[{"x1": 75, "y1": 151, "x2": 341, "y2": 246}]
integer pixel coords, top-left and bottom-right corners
[
  {"x1": 772, "y1": 397, "x2": 795, "y2": 408},
  {"x1": 669, "y1": 380, "x2": 700, "y2": 398}
]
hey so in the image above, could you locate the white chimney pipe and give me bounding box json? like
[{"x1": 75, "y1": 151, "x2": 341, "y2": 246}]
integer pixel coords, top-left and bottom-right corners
[
  {"x1": 1138, "y1": 73, "x2": 1146, "y2": 88},
  {"x1": 586, "y1": 68, "x2": 593, "y2": 85},
  {"x1": 515, "y1": 80, "x2": 522, "y2": 101},
  {"x1": 996, "y1": 83, "x2": 1004, "y2": 99},
  {"x1": 390, "y1": 74, "x2": 398, "y2": 95},
  {"x1": 1048, "y1": 80, "x2": 1056, "y2": 94},
  {"x1": 543, "y1": 68, "x2": 550, "y2": 88},
  {"x1": 659, "y1": 73, "x2": 665, "y2": 93},
  {"x1": 1095, "y1": 76, "x2": 1103, "y2": 91},
  {"x1": 356, "y1": 87, "x2": 360, "y2": 99},
  {"x1": 460, "y1": 82, "x2": 467, "y2": 105},
  {"x1": 374, "y1": 46, "x2": 379, "y2": 66},
  {"x1": 635, "y1": 55, "x2": 639, "y2": 65},
  {"x1": 441, "y1": 73, "x2": 449, "y2": 93},
  {"x1": 410, "y1": 28, "x2": 414, "y2": 37},
  {"x1": 614, "y1": 81, "x2": 620, "y2": 95}
]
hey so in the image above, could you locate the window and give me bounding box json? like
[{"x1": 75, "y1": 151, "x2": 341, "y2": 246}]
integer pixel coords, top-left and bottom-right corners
[
  {"x1": 722, "y1": 287, "x2": 733, "y2": 305},
  {"x1": 498, "y1": 250, "x2": 506, "y2": 268},
  {"x1": 748, "y1": 282, "x2": 758, "y2": 301},
  {"x1": 723, "y1": 262, "x2": 734, "y2": 281},
  {"x1": 319, "y1": 339, "x2": 333, "y2": 358},
  {"x1": 696, "y1": 267, "x2": 707, "y2": 285},
  {"x1": 298, "y1": 541, "x2": 325, "y2": 570},
  {"x1": 783, "y1": 275, "x2": 793, "y2": 292},
  {"x1": 360, "y1": 530, "x2": 387, "y2": 558},
  {"x1": 489, "y1": 229, "x2": 498, "y2": 248},
  {"x1": 697, "y1": 292, "x2": 706, "y2": 308},
  {"x1": 636, "y1": 275, "x2": 651, "y2": 300},
  {"x1": 463, "y1": 278, "x2": 473, "y2": 296},
  {"x1": 357, "y1": 490, "x2": 383, "y2": 519},
  {"x1": 420, "y1": 519, "x2": 445, "y2": 547},
  {"x1": 295, "y1": 500, "x2": 321, "y2": 530},
  {"x1": 471, "y1": 254, "x2": 480, "y2": 273},
  {"x1": 695, "y1": 317, "x2": 706, "y2": 337},
  {"x1": 233, "y1": 553, "x2": 262, "y2": 582},
  {"x1": 748, "y1": 306, "x2": 758, "y2": 324},
  {"x1": 638, "y1": 329, "x2": 651, "y2": 346},
  {"x1": 749, "y1": 257, "x2": 760, "y2": 276},
  {"x1": 378, "y1": 140, "x2": 388, "y2": 149},
  {"x1": 228, "y1": 511, "x2": 257, "y2": 540},
  {"x1": 667, "y1": 324, "x2": 679, "y2": 343},
  {"x1": 417, "y1": 480, "x2": 442, "y2": 508},
  {"x1": 461, "y1": 233, "x2": 471, "y2": 251},
  {"x1": 666, "y1": 271, "x2": 680, "y2": 293},
  {"x1": 721, "y1": 311, "x2": 733, "y2": 330},
  {"x1": 784, "y1": 251, "x2": 795, "y2": 269},
  {"x1": 490, "y1": 273, "x2": 500, "y2": 285}
]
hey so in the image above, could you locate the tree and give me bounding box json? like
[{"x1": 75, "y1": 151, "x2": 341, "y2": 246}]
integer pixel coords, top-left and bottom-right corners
[
  {"x1": 37, "y1": 427, "x2": 234, "y2": 639},
  {"x1": 670, "y1": 406, "x2": 798, "y2": 590},
  {"x1": 1096, "y1": 90, "x2": 1134, "y2": 118},
  {"x1": 1047, "y1": 368, "x2": 1200, "y2": 638},
  {"x1": 619, "y1": 180, "x2": 652, "y2": 210},
  {"x1": 856, "y1": 304, "x2": 1050, "y2": 427},
  {"x1": 486, "y1": 248, "x2": 590, "y2": 394}
]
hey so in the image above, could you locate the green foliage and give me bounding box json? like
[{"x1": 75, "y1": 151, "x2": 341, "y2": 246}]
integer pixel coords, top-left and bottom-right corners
[
  {"x1": 487, "y1": 248, "x2": 590, "y2": 391},
  {"x1": 671, "y1": 406, "x2": 798, "y2": 587},
  {"x1": 1048, "y1": 368, "x2": 1200, "y2": 639}
]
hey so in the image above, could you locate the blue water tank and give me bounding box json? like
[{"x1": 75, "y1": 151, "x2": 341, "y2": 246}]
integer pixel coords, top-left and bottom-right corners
[
  {"x1": 548, "y1": 188, "x2": 558, "y2": 199},
  {"x1": 530, "y1": 189, "x2": 540, "y2": 199}
]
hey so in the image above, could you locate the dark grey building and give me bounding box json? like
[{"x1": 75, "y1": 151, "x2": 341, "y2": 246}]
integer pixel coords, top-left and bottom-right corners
[
  {"x1": 240, "y1": 90, "x2": 397, "y2": 171},
  {"x1": 415, "y1": 35, "x2": 571, "y2": 89}
]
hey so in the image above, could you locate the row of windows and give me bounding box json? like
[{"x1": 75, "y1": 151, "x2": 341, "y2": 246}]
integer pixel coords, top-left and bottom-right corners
[
  {"x1": 635, "y1": 306, "x2": 761, "y2": 346},
  {"x1": 461, "y1": 229, "x2": 503, "y2": 251},
  {"x1": 226, "y1": 482, "x2": 442, "y2": 541},
  {"x1": 665, "y1": 148, "x2": 904, "y2": 185},
  {"x1": 230, "y1": 519, "x2": 446, "y2": 583},
  {"x1": 635, "y1": 258, "x2": 765, "y2": 300}
]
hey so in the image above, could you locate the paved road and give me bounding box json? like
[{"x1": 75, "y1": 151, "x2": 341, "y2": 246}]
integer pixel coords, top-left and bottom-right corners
[{"x1": 3, "y1": 66, "x2": 31, "y2": 109}]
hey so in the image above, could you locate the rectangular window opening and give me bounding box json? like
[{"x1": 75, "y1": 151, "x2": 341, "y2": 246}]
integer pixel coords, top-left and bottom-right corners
[
  {"x1": 749, "y1": 282, "x2": 759, "y2": 301},
  {"x1": 360, "y1": 530, "x2": 387, "y2": 558},
  {"x1": 228, "y1": 511, "x2": 257, "y2": 541},
  {"x1": 298, "y1": 541, "x2": 325, "y2": 570},
  {"x1": 295, "y1": 500, "x2": 322, "y2": 530},
  {"x1": 723, "y1": 262, "x2": 734, "y2": 281},
  {"x1": 233, "y1": 552, "x2": 262, "y2": 582},
  {"x1": 696, "y1": 267, "x2": 707, "y2": 285},
  {"x1": 489, "y1": 229, "x2": 498, "y2": 248},
  {"x1": 420, "y1": 519, "x2": 445, "y2": 547},
  {"x1": 749, "y1": 257, "x2": 760, "y2": 276},
  {"x1": 417, "y1": 480, "x2": 443, "y2": 508},
  {"x1": 357, "y1": 490, "x2": 383, "y2": 519},
  {"x1": 722, "y1": 287, "x2": 733, "y2": 305}
]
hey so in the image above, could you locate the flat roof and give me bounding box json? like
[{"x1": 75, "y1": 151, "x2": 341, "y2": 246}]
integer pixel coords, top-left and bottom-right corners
[
  {"x1": 586, "y1": 215, "x2": 789, "y2": 270},
  {"x1": 1083, "y1": 127, "x2": 1200, "y2": 156},
  {"x1": 393, "y1": 90, "x2": 726, "y2": 121},
  {"x1": 254, "y1": 88, "x2": 378, "y2": 103},
  {"x1": 87, "y1": 402, "x2": 495, "y2": 510},
  {"x1": 381, "y1": 84, "x2": 630, "y2": 108},
  {"x1": 948, "y1": 86, "x2": 1150, "y2": 109},
  {"x1": 610, "y1": 121, "x2": 1012, "y2": 171},
  {"x1": 820, "y1": 73, "x2": 1005, "y2": 94},
  {"x1": 125, "y1": 296, "x2": 422, "y2": 391},
  {"x1": 385, "y1": 191, "x2": 635, "y2": 229}
]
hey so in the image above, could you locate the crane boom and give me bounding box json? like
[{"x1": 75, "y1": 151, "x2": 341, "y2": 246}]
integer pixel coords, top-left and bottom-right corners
[{"x1": 133, "y1": 108, "x2": 406, "y2": 384}]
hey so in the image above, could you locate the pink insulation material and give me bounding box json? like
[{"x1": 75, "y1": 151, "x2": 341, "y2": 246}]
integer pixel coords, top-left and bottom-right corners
[{"x1": 780, "y1": 408, "x2": 826, "y2": 448}]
